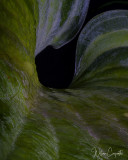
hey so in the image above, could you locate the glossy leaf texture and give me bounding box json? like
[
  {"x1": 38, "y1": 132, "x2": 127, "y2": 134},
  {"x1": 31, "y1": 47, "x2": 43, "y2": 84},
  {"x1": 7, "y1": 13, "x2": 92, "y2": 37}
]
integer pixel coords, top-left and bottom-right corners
[
  {"x1": 0, "y1": 1, "x2": 128, "y2": 160},
  {"x1": 35, "y1": 0, "x2": 90, "y2": 55}
]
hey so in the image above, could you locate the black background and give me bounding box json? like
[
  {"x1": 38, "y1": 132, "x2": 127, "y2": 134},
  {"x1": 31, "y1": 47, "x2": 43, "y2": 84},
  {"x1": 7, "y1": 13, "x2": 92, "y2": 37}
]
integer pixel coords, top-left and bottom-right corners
[{"x1": 35, "y1": 0, "x2": 128, "y2": 89}]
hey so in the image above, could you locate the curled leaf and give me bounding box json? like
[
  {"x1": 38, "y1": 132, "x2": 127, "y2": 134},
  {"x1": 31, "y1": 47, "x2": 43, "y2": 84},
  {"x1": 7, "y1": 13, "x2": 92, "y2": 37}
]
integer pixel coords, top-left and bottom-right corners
[
  {"x1": 0, "y1": 1, "x2": 128, "y2": 159},
  {"x1": 35, "y1": 0, "x2": 90, "y2": 55}
]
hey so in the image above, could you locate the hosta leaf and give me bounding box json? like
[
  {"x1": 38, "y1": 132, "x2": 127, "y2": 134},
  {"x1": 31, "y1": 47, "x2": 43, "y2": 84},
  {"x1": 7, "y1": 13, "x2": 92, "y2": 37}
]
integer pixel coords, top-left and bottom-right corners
[
  {"x1": 35, "y1": 0, "x2": 90, "y2": 55},
  {"x1": 69, "y1": 10, "x2": 128, "y2": 159},
  {"x1": 0, "y1": 0, "x2": 39, "y2": 159},
  {"x1": 0, "y1": 0, "x2": 90, "y2": 159},
  {"x1": 0, "y1": 1, "x2": 128, "y2": 160},
  {"x1": 73, "y1": 10, "x2": 128, "y2": 85}
]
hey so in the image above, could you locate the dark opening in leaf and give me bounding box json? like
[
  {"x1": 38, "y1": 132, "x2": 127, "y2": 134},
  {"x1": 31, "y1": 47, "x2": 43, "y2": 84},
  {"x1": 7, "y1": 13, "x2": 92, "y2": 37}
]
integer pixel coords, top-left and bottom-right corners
[{"x1": 35, "y1": 39, "x2": 76, "y2": 89}]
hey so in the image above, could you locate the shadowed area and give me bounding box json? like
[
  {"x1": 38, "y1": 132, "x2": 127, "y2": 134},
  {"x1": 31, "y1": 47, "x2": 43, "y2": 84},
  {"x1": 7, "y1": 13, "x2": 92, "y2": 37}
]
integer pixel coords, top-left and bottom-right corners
[{"x1": 35, "y1": 39, "x2": 76, "y2": 88}]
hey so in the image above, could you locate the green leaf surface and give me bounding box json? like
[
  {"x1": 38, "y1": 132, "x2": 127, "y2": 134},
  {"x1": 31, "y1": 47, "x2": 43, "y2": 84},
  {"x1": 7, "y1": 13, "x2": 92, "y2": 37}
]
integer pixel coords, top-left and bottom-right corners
[
  {"x1": 70, "y1": 10, "x2": 128, "y2": 159},
  {"x1": 0, "y1": 1, "x2": 128, "y2": 160},
  {"x1": 35, "y1": 0, "x2": 90, "y2": 55}
]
